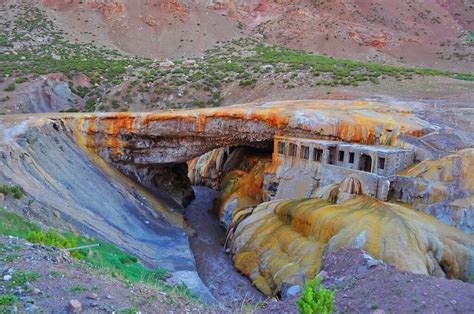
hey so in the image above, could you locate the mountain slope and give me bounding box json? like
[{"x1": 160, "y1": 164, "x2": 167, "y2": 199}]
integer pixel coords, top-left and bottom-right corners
[{"x1": 40, "y1": 0, "x2": 474, "y2": 72}]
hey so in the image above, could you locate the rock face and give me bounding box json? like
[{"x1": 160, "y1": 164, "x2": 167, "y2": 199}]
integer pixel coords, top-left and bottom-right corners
[
  {"x1": 13, "y1": 74, "x2": 77, "y2": 113},
  {"x1": 0, "y1": 116, "x2": 215, "y2": 303},
  {"x1": 188, "y1": 147, "x2": 229, "y2": 189},
  {"x1": 118, "y1": 163, "x2": 195, "y2": 207},
  {"x1": 226, "y1": 196, "x2": 474, "y2": 296},
  {"x1": 393, "y1": 149, "x2": 474, "y2": 234},
  {"x1": 216, "y1": 153, "x2": 271, "y2": 228},
  {"x1": 188, "y1": 146, "x2": 272, "y2": 227},
  {"x1": 63, "y1": 100, "x2": 433, "y2": 165}
]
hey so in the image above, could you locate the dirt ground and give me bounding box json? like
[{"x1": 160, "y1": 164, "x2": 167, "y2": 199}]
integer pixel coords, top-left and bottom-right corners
[
  {"x1": 260, "y1": 248, "x2": 474, "y2": 313},
  {"x1": 0, "y1": 236, "x2": 208, "y2": 313}
]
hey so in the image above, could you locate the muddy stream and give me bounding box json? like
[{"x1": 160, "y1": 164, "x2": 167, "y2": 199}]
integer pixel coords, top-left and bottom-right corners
[{"x1": 184, "y1": 186, "x2": 265, "y2": 305}]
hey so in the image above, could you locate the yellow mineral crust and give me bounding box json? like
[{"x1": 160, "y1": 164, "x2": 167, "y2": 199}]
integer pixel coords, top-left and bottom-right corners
[
  {"x1": 401, "y1": 148, "x2": 474, "y2": 193},
  {"x1": 217, "y1": 156, "x2": 271, "y2": 221},
  {"x1": 228, "y1": 196, "x2": 474, "y2": 296}
]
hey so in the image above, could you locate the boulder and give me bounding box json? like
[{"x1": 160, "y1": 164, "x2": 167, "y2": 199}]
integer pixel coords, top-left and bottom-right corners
[{"x1": 68, "y1": 299, "x2": 82, "y2": 313}]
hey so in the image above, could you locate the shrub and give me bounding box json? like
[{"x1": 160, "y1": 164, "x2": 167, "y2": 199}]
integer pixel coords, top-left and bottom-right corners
[
  {"x1": 14, "y1": 77, "x2": 28, "y2": 84},
  {"x1": 0, "y1": 294, "x2": 17, "y2": 306},
  {"x1": 111, "y1": 100, "x2": 120, "y2": 109},
  {"x1": 4, "y1": 83, "x2": 16, "y2": 92},
  {"x1": 0, "y1": 185, "x2": 23, "y2": 199},
  {"x1": 296, "y1": 276, "x2": 335, "y2": 314},
  {"x1": 85, "y1": 99, "x2": 95, "y2": 112},
  {"x1": 27, "y1": 228, "x2": 78, "y2": 250},
  {"x1": 239, "y1": 78, "x2": 257, "y2": 87}
]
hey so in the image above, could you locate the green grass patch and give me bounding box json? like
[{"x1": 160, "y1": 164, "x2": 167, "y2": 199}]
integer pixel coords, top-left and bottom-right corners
[
  {"x1": 4, "y1": 271, "x2": 39, "y2": 289},
  {"x1": 0, "y1": 207, "x2": 38, "y2": 239},
  {"x1": 0, "y1": 207, "x2": 196, "y2": 301},
  {"x1": 0, "y1": 253, "x2": 19, "y2": 263},
  {"x1": 14, "y1": 76, "x2": 28, "y2": 84},
  {"x1": 248, "y1": 43, "x2": 473, "y2": 82},
  {"x1": 67, "y1": 284, "x2": 99, "y2": 293}
]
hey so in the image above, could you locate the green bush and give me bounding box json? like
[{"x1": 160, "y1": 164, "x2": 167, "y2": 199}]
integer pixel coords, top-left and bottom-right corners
[
  {"x1": 239, "y1": 78, "x2": 257, "y2": 87},
  {"x1": 0, "y1": 185, "x2": 23, "y2": 199},
  {"x1": 27, "y1": 228, "x2": 78, "y2": 249},
  {"x1": 4, "y1": 83, "x2": 16, "y2": 92},
  {"x1": 14, "y1": 77, "x2": 28, "y2": 84},
  {"x1": 296, "y1": 276, "x2": 335, "y2": 314},
  {"x1": 111, "y1": 100, "x2": 120, "y2": 109},
  {"x1": 0, "y1": 294, "x2": 17, "y2": 306},
  {"x1": 85, "y1": 99, "x2": 95, "y2": 112}
]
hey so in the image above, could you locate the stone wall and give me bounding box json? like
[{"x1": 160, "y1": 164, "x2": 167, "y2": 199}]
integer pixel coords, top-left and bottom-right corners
[{"x1": 318, "y1": 164, "x2": 381, "y2": 198}]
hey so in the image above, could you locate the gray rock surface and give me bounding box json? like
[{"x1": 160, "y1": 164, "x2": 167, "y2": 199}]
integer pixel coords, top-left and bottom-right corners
[{"x1": 0, "y1": 117, "x2": 215, "y2": 303}]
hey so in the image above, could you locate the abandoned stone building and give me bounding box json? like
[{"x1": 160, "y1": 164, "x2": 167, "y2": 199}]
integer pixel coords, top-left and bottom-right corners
[{"x1": 265, "y1": 135, "x2": 415, "y2": 201}]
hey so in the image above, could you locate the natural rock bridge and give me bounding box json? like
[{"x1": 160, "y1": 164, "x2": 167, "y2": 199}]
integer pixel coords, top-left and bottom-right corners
[{"x1": 58, "y1": 100, "x2": 431, "y2": 164}]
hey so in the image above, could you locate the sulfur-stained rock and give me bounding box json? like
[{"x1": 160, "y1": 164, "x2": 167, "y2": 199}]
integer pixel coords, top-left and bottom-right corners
[
  {"x1": 397, "y1": 148, "x2": 474, "y2": 234},
  {"x1": 60, "y1": 100, "x2": 433, "y2": 165},
  {"x1": 217, "y1": 155, "x2": 271, "y2": 228},
  {"x1": 227, "y1": 196, "x2": 474, "y2": 296},
  {"x1": 187, "y1": 147, "x2": 228, "y2": 188}
]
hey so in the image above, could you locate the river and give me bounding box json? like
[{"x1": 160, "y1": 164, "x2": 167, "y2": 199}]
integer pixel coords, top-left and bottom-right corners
[{"x1": 184, "y1": 186, "x2": 265, "y2": 306}]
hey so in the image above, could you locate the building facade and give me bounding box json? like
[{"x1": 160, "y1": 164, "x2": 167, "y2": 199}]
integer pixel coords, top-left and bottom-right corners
[{"x1": 265, "y1": 136, "x2": 415, "y2": 201}]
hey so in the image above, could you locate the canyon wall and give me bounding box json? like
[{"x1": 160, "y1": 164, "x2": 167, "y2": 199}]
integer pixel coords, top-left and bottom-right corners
[{"x1": 0, "y1": 115, "x2": 216, "y2": 303}]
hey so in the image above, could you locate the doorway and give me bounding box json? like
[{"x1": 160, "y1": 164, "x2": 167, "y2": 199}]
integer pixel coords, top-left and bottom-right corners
[{"x1": 359, "y1": 154, "x2": 372, "y2": 172}]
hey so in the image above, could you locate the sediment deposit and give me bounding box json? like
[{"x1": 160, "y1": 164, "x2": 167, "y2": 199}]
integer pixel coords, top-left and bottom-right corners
[{"x1": 226, "y1": 196, "x2": 474, "y2": 296}]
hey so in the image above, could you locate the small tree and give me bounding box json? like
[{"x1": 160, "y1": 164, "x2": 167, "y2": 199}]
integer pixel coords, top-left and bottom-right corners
[{"x1": 296, "y1": 276, "x2": 335, "y2": 314}]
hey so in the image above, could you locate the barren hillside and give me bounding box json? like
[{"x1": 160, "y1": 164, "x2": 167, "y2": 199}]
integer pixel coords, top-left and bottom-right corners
[{"x1": 41, "y1": 0, "x2": 474, "y2": 72}]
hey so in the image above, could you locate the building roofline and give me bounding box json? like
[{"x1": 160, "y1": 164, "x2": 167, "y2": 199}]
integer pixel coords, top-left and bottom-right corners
[{"x1": 274, "y1": 135, "x2": 413, "y2": 153}]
